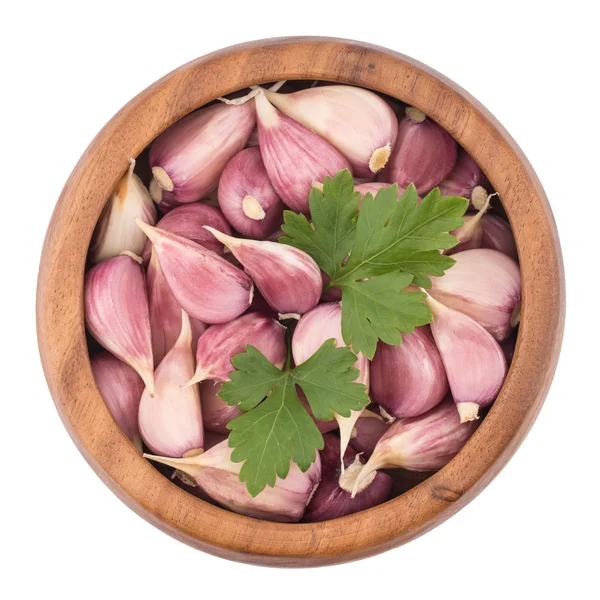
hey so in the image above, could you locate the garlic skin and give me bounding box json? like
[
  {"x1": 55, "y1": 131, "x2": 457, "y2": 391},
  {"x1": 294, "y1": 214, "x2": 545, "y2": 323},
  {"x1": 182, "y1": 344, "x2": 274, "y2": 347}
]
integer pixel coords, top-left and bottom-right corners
[
  {"x1": 304, "y1": 434, "x2": 392, "y2": 522},
  {"x1": 84, "y1": 254, "x2": 154, "y2": 394},
  {"x1": 90, "y1": 158, "x2": 157, "y2": 264},
  {"x1": 218, "y1": 147, "x2": 284, "y2": 239},
  {"x1": 141, "y1": 202, "x2": 231, "y2": 263},
  {"x1": 426, "y1": 295, "x2": 507, "y2": 422},
  {"x1": 149, "y1": 102, "x2": 255, "y2": 204},
  {"x1": 255, "y1": 90, "x2": 352, "y2": 215},
  {"x1": 263, "y1": 85, "x2": 398, "y2": 177},
  {"x1": 481, "y1": 214, "x2": 518, "y2": 261},
  {"x1": 136, "y1": 221, "x2": 253, "y2": 324},
  {"x1": 429, "y1": 248, "x2": 521, "y2": 341},
  {"x1": 145, "y1": 440, "x2": 321, "y2": 522},
  {"x1": 352, "y1": 398, "x2": 479, "y2": 495},
  {"x1": 200, "y1": 381, "x2": 241, "y2": 433},
  {"x1": 138, "y1": 311, "x2": 204, "y2": 457},
  {"x1": 90, "y1": 352, "x2": 144, "y2": 452},
  {"x1": 187, "y1": 312, "x2": 286, "y2": 386},
  {"x1": 205, "y1": 228, "x2": 322, "y2": 315},
  {"x1": 437, "y1": 149, "x2": 489, "y2": 209},
  {"x1": 371, "y1": 326, "x2": 448, "y2": 418},
  {"x1": 380, "y1": 106, "x2": 457, "y2": 195},
  {"x1": 349, "y1": 410, "x2": 389, "y2": 458}
]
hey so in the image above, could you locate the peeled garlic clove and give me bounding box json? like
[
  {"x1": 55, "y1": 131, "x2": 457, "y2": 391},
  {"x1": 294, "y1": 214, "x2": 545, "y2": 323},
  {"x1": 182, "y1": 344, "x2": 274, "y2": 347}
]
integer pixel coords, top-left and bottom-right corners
[
  {"x1": 145, "y1": 440, "x2": 321, "y2": 522},
  {"x1": 438, "y1": 149, "x2": 489, "y2": 209},
  {"x1": 426, "y1": 295, "x2": 507, "y2": 422},
  {"x1": 89, "y1": 158, "x2": 157, "y2": 264},
  {"x1": 218, "y1": 147, "x2": 284, "y2": 239},
  {"x1": 85, "y1": 254, "x2": 154, "y2": 393},
  {"x1": 199, "y1": 380, "x2": 241, "y2": 433},
  {"x1": 90, "y1": 352, "x2": 144, "y2": 452},
  {"x1": 141, "y1": 202, "x2": 232, "y2": 263},
  {"x1": 147, "y1": 249, "x2": 206, "y2": 366},
  {"x1": 349, "y1": 409, "x2": 389, "y2": 458},
  {"x1": 263, "y1": 85, "x2": 398, "y2": 177},
  {"x1": 139, "y1": 311, "x2": 203, "y2": 457},
  {"x1": 136, "y1": 221, "x2": 253, "y2": 324},
  {"x1": 429, "y1": 248, "x2": 522, "y2": 341},
  {"x1": 149, "y1": 102, "x2": 255, "y2": 204},
  {"x1": 305, "y1": 434, "x2": 392, "y2": 522},
  {"x1": 352, "y1": 398, "x2": 479, "y2": 495},
  {"x1": 188, "y1": 312, "x2": 286, "y2": 385},
  {"x1": 255, "y1": 90, "x2": 352, "y2": 215},
  {"x1": 298, "y1": 390, "x2": 339, "y2": 434},
  {"x1": 481, "y1": 213, "x2": 518, "y2": 261},
  {"x1": 205, "y1": 228, "x2": 322, "y2": 315},
  {"x1": 380, "y1": 106, "x2": 457, "y2": 195},
  {"x1": 371, "y1": 326, "x2": 448, "y2": 418}
]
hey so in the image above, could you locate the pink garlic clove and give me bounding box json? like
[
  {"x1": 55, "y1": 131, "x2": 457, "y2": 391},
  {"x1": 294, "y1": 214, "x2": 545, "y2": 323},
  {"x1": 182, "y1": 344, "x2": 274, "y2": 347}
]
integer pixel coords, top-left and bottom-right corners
[
  {"x1": 138, "y1": 311, "x2": 204, "y2": 457},
  {"x1": 218, "y1": 147, "x2": 284, "y2": 239},
  {"x1": 199, "y1": 380, "x2": 242, "y2": 433},
  {"x1": 136, "y1": 221, "x2": 253, "y2": 324},
  {"x1": 205, "y1": 227, "x2": 322, "y2": 315},
  {"x1": 349, "y1": 409, "x2": 389, "y2": 458},
  {"x1": 188, "y1": 312, "x2": 286, "y2": 385},
  {"x1": 84, "y1": 254, "x2": 154, "y2": 394},
  {"x1": 426, "y1": 295, "x2": 507, "y2": 422},
  {"x1": 141, "y1": 202, "x2": 232, "y2": 263},
  {"x1": 305, "y1": 434, "x2": 392, "y2": 522},
  {"x1": 429, "y1": 248, "x2": 522, "y2": 341},
  {"x1": 352, "y1": 397, "x2": 479, "y2": 495},
  {"x1": 263, "y1": 85, "x2": 398, "y2": 177},
  {"x1": 437, "y1": 148, "x2": 490, "y2": 209},
  {"x1": 445, "y1": 194, "x2": 493, "y2": 255},
  {"x1": 149, "y1": 102, "x2": 255, "y2": 204},
  {"x1": 90, "y1": 352, "x2": 144, "y2": 452},
  {"x1": 90, "y1": 158, "x2": 157, "y2": 264},
  {"x1": 145, "y1": 440, "x2": 321, "y2": 522},
  {"x1": 380, "y1": 106, "x2": 457, "y2": 195},
  {"x1": 481, "y1": 213, "x2": 518, "y2": 261},
  {"x1": 255, "y1": 90, "x2": 352, "y2": 215},
  {"x1": 371, "y1": 325, "x2": 448, "y2": 418}
]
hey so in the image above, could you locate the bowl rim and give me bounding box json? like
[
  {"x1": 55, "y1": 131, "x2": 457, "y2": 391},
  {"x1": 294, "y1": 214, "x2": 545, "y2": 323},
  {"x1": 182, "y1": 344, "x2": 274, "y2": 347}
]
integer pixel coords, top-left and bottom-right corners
[{"x1": 37, "y1": 36, "x2": 565, "y2": 567}]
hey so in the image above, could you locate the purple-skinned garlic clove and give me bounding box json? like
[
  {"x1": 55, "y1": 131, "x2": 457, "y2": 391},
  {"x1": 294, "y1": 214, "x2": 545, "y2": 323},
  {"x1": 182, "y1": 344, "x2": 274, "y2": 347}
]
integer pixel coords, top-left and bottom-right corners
[
  {"x1": 84, "y1": 253, "x2": 154, "y2": 393},
  {"x1": 145, "y1": 440, "x2": 321, "y2": 522},
  {"x1": 205, "y1": 227, "x2": 322, "y2": 315},
  {"x1": 255, "y1": 90, "x2": 352, "y2": 215},
  {"x1": 437, "y1": 148, "x2": 490, "y2": 209},
  {"x1": 199, "y1": 381, "x2": 242, "y2": 433},
  {"x1": 218, "y1": 147, "x2": 284, "y2": 239},
  {"x1": 187, "y1": 312, "x2": 286, "y2": 386},
  {"x1": 138, "y1": 311, "x2": 204, "y2": 457},
  {"x1": 429, "y1": 248, "x2": 522, "y2": 341},
  {"x1": 380, "y1": 106, "x2": 457, "y2": 195},
  {"x1": 445, "y1": 194, "x2": 493, "y2": 255},
  {"x1": 90, "y1": 352, "x2": 144, "y2": 453},
  {"x1": 426, "y1": 294, "x2": 507, "y2": 422},
  {"x1": 149, "y1": 102, "x2": 255, "y2": 204},
  {"x1": 481, "y1": 213, "x2": 518, "y2": 261},
  {"x1": 371, "y1": 326, "x2": 448, "y2": 418},
  {"x1": 349, "y1": 409, "x2": 389, "y2": 458},
  {"x1": 136, "y1": 220, "x2": 253, "y2": 324}
]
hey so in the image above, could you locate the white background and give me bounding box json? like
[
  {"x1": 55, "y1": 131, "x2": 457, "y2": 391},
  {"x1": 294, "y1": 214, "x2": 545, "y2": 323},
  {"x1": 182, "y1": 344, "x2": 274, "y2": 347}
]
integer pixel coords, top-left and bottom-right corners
[{"x1": 2, "y1": 1, "x2": 598, "y2": 598}]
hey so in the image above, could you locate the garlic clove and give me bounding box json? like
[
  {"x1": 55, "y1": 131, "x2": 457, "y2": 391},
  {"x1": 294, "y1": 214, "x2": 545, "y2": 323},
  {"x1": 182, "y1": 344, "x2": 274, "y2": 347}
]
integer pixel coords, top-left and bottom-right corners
[
  {"x1": 426, "y1": 295, "x2": 507, "y2": 421},
  {"x1": 138, "y1": 311, "x2": 204, "y2": 457},
  {"x1": 263, "y1": 85, "x2": 398, "y2": 177},
  {"x1": 218, "y1": 147, "x2": 284, "y2": 239},
  {"x1": 445, "y1": 194, "x2": 493, "y2": 255},
  {"x1": 90, "y1": 352, "x2": 144, "y2": 452},
  {"x1": 205, "y1": 227, "x2": 322, "y2": 315},
  {"x1": 199, "y1": 380, "x2": 242, "y2": 433},
  {"x1": 255, "y1": 90, "x2": 352, "y2": 215},
  {"x1": 136, "y1": 221, "x2": 253, "y2": 324},
  {"x1": 141, "y1": 202, "x2": 232, "y2": 263},
  {"x1": 348, "y1": 409, "x2": 389, "y2": 458},
  {"x1": 429, "y1": 248, "x2": 522, "y2": 341},
  {"x1": 352, "y1": 397, "x2": 479, "y2": 496},
  {"x1": 149, "y1": 102, "x2": 255, "y2": 204},
  {"x1": 84, "y1": 254, "x2": 154, "y2": 394},
  {"x1": 90, "y1": 158, "x2": 157, "y2": 264},
  {"x1": 437, "y1": 148, "x2": 489, "y2": 209},
  {"x1": 481, "y1": 213, "x2": 519, "y2": 261},
  {"x1": 187, "y1": 312, "x2": 286, "y2": 385},
  {"x1": 371, "y1": 325, "x2": 448, "y2": 418},
  {"x1": 380, "y1": 106, "x2": 457, "y2": 195},
  {"x1": 145, "y1": 440, "x2": 321, "y2": 522}
]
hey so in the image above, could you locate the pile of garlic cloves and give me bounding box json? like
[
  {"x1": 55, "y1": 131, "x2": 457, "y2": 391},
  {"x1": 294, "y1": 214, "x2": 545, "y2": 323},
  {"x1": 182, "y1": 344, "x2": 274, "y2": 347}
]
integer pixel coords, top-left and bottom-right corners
[{"x1": 85, "y1": 80, "x2": 521, "y2": 523}]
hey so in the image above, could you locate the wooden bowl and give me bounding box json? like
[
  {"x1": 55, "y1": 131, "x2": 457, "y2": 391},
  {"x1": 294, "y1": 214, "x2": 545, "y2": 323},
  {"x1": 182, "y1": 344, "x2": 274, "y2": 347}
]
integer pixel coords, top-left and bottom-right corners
[{"x1": 36, "y1": 37, "x2": 565, "y2": 566}]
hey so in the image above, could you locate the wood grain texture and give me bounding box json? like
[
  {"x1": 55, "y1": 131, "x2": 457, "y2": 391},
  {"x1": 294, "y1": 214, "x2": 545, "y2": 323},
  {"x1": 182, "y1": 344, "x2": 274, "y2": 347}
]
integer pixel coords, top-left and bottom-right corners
[{"x1": 36, "y1": 37, "x2": 565, "y2": 567}]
